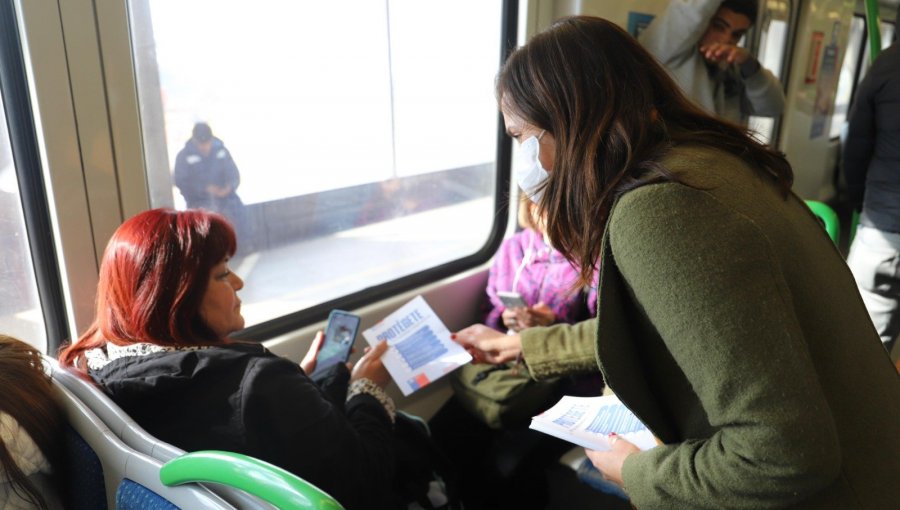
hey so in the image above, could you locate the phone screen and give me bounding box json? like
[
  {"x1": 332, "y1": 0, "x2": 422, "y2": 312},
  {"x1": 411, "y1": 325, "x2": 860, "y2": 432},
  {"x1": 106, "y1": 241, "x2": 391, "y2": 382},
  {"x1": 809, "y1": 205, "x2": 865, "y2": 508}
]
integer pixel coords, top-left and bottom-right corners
[
  {"x1": 498, "y1": 291, "x2": 527, "y2": 309},
  {"x1": 313, "y1": 310, "x2": 361, "y2": 375}
]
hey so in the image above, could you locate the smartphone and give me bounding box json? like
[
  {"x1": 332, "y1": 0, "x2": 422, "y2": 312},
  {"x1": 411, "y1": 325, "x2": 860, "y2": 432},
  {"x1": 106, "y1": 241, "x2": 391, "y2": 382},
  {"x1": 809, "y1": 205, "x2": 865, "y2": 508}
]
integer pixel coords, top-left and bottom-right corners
[
  {"x1": 497, "y1": 290, "x2": 528, "y2": 309},
  {"x1": 312, "y1": 310, "x2": 361, "y2": 376}
]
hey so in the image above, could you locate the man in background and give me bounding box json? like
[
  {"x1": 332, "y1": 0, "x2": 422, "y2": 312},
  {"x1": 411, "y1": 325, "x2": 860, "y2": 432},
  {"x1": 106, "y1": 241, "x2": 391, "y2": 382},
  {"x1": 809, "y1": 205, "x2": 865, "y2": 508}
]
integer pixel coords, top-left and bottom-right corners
[
  {"x1": 173, "y1": 122, "x2": 251, "y2": 251},
  {"x1": 639, "y1": 0, "x2": 785, "y2": 124},
  {"x1": 843, "y1": 30, "x2": 900, "y2": 355}
]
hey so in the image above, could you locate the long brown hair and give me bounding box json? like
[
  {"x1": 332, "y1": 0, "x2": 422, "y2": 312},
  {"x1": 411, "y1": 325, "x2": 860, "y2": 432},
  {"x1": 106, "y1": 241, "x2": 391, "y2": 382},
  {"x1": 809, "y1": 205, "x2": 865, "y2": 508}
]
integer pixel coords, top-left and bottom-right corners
[
  {"x1": 0, "y1": 335, "x2": 64, "y2": 509},
  {"x1": 497, "y1": 16, "x2": 792, "y2": 287},
  {"x1": 59, "y1": 208, "x2": 237, "y2": 369}
]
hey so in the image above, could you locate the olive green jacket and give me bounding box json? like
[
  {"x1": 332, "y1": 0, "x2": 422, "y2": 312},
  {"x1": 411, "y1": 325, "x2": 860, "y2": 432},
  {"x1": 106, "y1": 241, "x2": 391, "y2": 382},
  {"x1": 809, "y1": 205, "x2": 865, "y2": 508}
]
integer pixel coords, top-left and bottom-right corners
[{"x1": 520, "y1": 146, "x2": 900, "y2": 509}]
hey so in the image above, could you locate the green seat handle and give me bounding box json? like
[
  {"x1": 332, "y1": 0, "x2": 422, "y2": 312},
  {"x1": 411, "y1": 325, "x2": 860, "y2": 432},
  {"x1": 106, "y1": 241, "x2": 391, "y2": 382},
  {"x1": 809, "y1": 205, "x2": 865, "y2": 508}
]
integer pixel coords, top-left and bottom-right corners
[
  {"x1": 805, "y1": 200, "x2": 840, "y2": 245},
  {"x1": 159, "y1": 450, "x2": 345, "y2": 510}
]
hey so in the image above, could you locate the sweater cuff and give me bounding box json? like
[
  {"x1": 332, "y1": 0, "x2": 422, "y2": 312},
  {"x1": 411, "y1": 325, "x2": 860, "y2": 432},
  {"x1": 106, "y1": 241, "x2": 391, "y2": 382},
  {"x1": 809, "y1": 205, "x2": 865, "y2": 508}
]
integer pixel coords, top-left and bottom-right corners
[{"x1": 347, "y1": 378, "x2": 396, "y2": 423}]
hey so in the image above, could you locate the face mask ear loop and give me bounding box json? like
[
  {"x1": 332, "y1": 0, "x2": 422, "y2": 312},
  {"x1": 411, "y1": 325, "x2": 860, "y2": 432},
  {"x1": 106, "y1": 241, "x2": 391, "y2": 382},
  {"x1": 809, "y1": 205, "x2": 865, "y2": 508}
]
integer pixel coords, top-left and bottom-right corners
[{"x1": 537, "y1": 129, "x2": 546, "y2": 141}]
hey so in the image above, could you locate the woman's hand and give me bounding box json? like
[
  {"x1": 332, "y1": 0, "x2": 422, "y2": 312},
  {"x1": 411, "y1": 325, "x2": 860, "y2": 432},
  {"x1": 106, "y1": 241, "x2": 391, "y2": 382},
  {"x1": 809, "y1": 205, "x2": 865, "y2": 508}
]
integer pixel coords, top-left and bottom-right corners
[
  {"x1": 299, "y1": 330, "x2": 325, "y2": 374},
  {"x1": 350, "y1": 341, "x2": 391, "y2": 387},
  {"x1": 584, "y1": 434, "x2": 641, "y2": 489},
  {"x1": 501, "y1": 308, "x2": 524, "y2": 332},
  {"x1": 453, "y1": 324, "x2": 522, "y2": 364},
  {"x1": 524, "y1": 302, "x2": 555, "y2": 327},
  {"x1": 503, "y1": 303, "x2": 556, "y2": 331}
]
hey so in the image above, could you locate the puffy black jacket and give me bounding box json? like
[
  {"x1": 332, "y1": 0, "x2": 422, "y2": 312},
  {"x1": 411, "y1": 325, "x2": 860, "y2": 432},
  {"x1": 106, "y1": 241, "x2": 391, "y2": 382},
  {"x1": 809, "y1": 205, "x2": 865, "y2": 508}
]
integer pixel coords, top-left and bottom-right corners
[{"x1": 90, "y1": 343, "x2": 395, "y2": 510}]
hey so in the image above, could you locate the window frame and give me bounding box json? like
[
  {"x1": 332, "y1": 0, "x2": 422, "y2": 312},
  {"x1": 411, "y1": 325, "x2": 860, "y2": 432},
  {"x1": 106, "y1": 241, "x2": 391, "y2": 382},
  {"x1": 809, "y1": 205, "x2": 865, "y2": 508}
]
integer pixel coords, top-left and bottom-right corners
[
  {"x1": 43, "y1": 0, "x2": 520, "y2": 341},
  {"x1": 747, "y1": 0, "x2": 793, "y2": 147},
  {"x1": 0, "y1": 0, "x2": 69, "y2": 351}
]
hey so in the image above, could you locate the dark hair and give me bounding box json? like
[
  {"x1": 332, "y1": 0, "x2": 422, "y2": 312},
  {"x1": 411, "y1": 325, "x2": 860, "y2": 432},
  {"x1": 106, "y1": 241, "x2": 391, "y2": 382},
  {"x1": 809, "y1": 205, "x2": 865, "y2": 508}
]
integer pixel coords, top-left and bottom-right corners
[
  {"x1": 192, "y1": 122, "x2": 213, "y2": 143},
  {"x1": 721, "y1": 0, "x2": 758, "y2": 24},
  {"x1": 0, "y1": 335, "x2": 64, "y2": 509},
  {"x1": 497, "y1": 16, "x2": 792, "y2": 288},
  {"x1": 59, "y1": 208, "x2": 237, "y2": 368}
]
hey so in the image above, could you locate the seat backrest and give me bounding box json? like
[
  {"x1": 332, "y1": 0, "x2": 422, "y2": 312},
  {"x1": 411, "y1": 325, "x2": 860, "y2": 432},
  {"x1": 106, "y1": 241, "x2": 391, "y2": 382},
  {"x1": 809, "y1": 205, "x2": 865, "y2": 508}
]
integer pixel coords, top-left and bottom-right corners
[
  {"x1": 49, "y1": 358, "x2": 183, "y2": 461},
  {"x1": 805, "y1": 200, "x2": 840, "y2": 245},
  {"x1": 48, "y1": 357, "x2": 283, "y2": 509},
  {"x1": 52, "y1": 379, "x2": 233, "y2": 509},
  {"x1": 160, "y1": 450, "x2": 345, "y2": 510}
]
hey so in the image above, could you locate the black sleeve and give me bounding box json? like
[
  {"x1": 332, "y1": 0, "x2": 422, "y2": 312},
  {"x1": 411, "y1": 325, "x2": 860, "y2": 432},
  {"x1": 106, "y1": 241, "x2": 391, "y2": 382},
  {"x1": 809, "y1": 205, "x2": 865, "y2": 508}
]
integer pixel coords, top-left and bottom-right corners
[
  {"x1": 310, "y1": 362, "x2": 350, "y2": 412},
  {"x1": 842, "y1": 65, "x2": 879, "y2": 205},
  {"x1": 238, "y1": 356, "x2": 395, "y2": 510}
]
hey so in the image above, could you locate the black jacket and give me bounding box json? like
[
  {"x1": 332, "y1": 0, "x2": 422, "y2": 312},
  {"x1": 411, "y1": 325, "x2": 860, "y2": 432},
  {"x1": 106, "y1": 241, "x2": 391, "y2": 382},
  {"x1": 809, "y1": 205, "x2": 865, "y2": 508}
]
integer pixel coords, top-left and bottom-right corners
[
  {"x1": 90, "y1": 343, "x2": 395, "y2": 510},
  {"x1": 843, "y1": 42, "x2": 900, "y2": 233}
]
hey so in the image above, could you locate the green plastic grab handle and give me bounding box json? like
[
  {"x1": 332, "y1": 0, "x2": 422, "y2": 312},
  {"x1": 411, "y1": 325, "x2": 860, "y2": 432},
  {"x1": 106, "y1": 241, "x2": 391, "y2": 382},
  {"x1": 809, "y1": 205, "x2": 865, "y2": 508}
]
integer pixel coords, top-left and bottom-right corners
[
  {"x1": 805, "y1": 200, "x2": 840, "y2": 245},
  {"x1": 159, "y1": 450, "x2": 345, "y2": 510},
  {"x1": 864, "y1": 0, "x2": 881, "y2": 63}
]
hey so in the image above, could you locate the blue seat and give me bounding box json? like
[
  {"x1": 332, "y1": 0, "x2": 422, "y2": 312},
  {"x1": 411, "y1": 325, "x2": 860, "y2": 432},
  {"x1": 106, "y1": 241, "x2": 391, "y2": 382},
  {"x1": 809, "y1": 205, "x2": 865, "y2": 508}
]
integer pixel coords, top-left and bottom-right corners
[
  {"x1": 48, "y1": 357, "x2": 344, "y2": 509},
  {"x1": 49, "y1": 357, "x2": 264, "y2": 508},
  {"x1": 51, "y1": 376, "x2": 232, "y2": 509}
]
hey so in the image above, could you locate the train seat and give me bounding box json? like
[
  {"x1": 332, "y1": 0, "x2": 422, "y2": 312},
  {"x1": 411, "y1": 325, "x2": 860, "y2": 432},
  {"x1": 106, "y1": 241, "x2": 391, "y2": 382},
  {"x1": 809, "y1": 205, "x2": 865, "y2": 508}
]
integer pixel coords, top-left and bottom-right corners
[
  {"x1": 160, "y1": 450, "x2": 345, "y2": 510},
  {"x1": 52, "y1": 377, "x2": 232, "y2": 509},
  {"x1": 48, "y1": 357, "x2": 271, "y2": 508},
  {"x1": 805, "y1": 200, "x2": 840, "y2": 245},
  {"x1": 47, "y1": 357, "x2": 343, "y2": 509}
]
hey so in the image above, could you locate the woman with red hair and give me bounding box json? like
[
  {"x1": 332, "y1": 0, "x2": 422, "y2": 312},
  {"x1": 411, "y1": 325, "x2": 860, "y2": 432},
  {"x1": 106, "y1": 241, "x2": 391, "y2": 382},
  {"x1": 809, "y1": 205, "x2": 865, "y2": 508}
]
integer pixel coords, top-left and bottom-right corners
[{"x1": 59, "y1": 208, "x2": 395, "y2": 510}]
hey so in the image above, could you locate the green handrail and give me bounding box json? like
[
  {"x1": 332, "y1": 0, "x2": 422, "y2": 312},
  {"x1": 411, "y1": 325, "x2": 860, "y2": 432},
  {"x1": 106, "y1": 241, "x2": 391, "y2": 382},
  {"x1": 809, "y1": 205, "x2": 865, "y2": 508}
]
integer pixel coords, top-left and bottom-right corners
[
  {"x1": 805, "y1": 200, "x2": 840, "y2": 245},
  {"x1": 864, "y1": 0, "x2": 881, "y2": 63},
  {"x1": 160, "y1": 450, "x2": 345, "y2": 510}
]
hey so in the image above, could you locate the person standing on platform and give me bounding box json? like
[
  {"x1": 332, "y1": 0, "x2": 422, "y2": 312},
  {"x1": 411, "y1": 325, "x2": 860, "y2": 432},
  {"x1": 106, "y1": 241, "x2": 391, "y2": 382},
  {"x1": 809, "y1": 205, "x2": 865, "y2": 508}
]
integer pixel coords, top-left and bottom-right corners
[{"x1": 173, "y1": 122, "x2": 251, "y2": 252}]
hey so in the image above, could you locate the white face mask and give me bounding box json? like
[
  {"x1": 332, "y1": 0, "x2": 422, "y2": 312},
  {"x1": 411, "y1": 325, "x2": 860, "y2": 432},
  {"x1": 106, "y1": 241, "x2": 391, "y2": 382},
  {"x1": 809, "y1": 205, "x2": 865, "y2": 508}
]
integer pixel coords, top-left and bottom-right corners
[{"x1": 515, "y1": 130, "x2": 548, "y2": 204}]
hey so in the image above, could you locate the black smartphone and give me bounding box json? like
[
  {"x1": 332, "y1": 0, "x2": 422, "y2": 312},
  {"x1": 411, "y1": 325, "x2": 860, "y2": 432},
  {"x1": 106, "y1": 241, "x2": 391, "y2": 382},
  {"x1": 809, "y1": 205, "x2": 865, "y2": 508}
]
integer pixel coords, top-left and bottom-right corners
[{"x1": 312, "y1": 310, "x2": 361, "y2": 376}]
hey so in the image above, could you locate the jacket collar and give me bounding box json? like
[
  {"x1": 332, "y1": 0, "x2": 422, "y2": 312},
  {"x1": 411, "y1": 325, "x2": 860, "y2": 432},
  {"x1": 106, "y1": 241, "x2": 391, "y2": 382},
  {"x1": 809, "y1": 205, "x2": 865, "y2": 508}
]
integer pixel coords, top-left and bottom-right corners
[{"x1": 85, "y1": 342, "x2": 211, "y2": 371}]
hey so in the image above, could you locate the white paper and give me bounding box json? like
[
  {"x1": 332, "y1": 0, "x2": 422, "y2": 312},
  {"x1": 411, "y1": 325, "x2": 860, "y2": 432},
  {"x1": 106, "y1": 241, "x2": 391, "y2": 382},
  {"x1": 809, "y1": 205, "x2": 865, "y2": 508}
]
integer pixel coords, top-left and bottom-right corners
[
  {"x1": 529, "y1": 395, "x2": 658, "y2": 451},
  {"x1": 362, "y1": 295, "x2": 472, "y2": 396}
]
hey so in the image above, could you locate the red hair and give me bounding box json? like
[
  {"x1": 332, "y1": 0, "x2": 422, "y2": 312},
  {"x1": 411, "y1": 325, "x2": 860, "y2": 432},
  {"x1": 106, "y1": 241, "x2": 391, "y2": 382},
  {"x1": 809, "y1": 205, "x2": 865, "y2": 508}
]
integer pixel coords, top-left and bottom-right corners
[{"x1": 59, "y1": 208, "x2": 236, "y2": 368}]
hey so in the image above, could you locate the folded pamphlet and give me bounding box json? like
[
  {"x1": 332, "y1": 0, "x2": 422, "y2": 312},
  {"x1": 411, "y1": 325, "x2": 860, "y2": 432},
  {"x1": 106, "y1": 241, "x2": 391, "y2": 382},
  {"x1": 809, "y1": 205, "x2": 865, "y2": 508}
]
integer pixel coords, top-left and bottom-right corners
[
  {"x1": 530, "y1": 395, "x2": 658, "y2": 451},
  {"x1": 362, "y1": 295, "x2": 471, "y2": 396}
]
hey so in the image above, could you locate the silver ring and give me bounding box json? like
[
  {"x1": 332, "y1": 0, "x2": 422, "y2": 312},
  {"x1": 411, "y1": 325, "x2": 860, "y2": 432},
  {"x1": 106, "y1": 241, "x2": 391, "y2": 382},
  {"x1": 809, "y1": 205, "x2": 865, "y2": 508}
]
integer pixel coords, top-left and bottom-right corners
[{"x1": 610, "y1": 435, "x2": 619, "y2": 445}]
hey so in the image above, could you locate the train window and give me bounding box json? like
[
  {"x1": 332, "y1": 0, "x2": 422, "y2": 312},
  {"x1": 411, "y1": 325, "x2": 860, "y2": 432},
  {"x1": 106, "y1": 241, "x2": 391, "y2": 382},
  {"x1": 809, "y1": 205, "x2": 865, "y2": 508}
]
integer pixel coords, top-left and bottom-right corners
[
  {"x1": 128, "y1": 1, "x2": 506, "y2": 332},
  {"x1": 748, "y1": 0, "x2": 790, "y2": 145},
  {"x1": 0, "y1": 94, "x2": 47, "y2": 350},
  {"x1": 858, "y1": 20, "x2": 895, "y2": 83},
  {"x1": 829, "y1": 15, "x2": 867, "y2": 139}
]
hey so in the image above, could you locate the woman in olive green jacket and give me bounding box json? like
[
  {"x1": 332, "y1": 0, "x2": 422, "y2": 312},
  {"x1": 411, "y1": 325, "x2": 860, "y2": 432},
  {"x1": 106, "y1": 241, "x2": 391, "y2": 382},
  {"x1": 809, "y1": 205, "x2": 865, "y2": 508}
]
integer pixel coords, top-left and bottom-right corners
[{"x1": 454, "y1": 16, "x2": 900, "y2": 509}]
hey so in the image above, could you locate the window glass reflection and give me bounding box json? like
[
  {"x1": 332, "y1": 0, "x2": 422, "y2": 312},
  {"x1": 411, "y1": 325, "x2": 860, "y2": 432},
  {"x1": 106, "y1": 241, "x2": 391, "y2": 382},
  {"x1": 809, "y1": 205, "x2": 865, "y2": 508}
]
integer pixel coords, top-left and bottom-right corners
[
  {"x1": 748, "y1": 4, "x2": 789, "y2": 145},
  {"x1": 131, "y1": 0, "x2": 502, "y2": 327},
  {"x1": 830, "y1": 16, "x2": 866, "y2": 139},
  {"x1": 0, "y1": 93, "x2": 47, "y2": 350}
]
